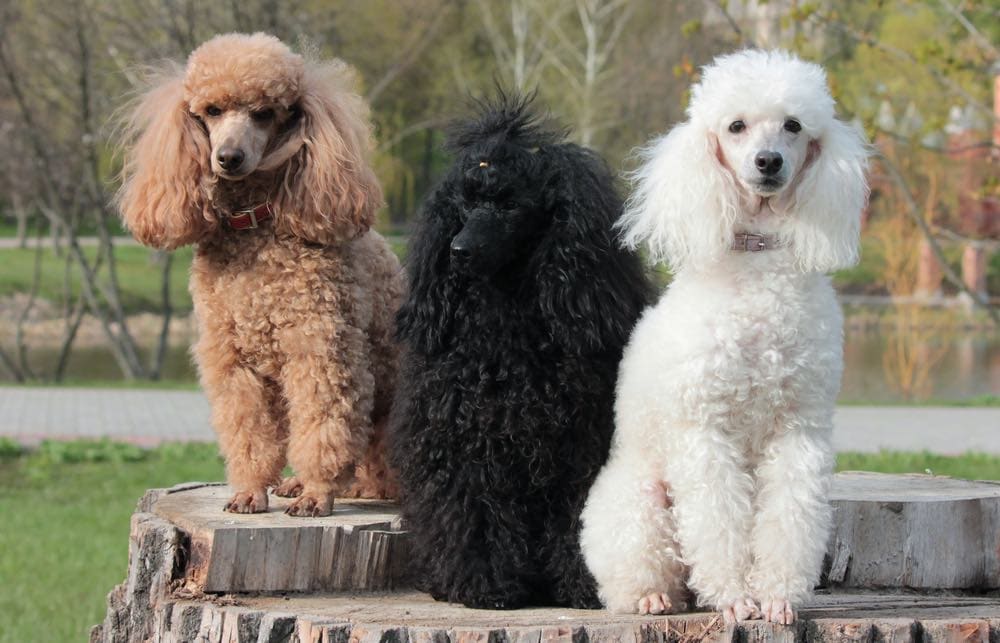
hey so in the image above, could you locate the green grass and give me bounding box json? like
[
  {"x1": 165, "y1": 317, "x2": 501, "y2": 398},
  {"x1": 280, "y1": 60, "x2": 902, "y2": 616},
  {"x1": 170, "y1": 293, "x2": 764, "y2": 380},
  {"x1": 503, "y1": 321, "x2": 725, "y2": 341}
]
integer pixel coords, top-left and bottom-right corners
[
  {"x1": 838, "y1": 394, "x2": 1000, "y2": 407},
  {"x1": 0, "y1": 440, "x2": 223, "y2": 643},
  {"x1": 837, "y1": 450, "x2": 1000, "y2": 480},
  {"x1": 0, "y1": 245, "x2": 194, "y2": 314},
  {"x1": 0, "y1": 217, "x2": 129, "y2": 238},
  {"x1": 0, "y1": 221, "x2": 19, "y2": 237},
  {"x1": 0, "y1": 379, "x2": 200, "y2": 391},
  {"x1": 0, "y1": 440, "x2": 998, "y2": 641},
  {"x1": 0, "y1": 233, "x2": 407, "y2": 317}
]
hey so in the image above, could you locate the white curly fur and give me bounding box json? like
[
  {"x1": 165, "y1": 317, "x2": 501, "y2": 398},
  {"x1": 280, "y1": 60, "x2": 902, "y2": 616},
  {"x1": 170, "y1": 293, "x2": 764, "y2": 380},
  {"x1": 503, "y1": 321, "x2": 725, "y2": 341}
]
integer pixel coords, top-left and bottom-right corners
[{"x1": 580, "y1": 50, "x2": 870, "y2": 624}]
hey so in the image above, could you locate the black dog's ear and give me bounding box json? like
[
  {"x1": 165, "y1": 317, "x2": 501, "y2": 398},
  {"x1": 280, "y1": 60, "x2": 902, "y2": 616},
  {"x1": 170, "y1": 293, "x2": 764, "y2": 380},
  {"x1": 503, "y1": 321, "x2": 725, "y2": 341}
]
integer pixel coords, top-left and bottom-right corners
[
  {"x1": 533, "y1": 145, "x2": 652, "y2": 355},
  {"x1": 395, "y1": 184, "x2": 463, "y2": 354}
]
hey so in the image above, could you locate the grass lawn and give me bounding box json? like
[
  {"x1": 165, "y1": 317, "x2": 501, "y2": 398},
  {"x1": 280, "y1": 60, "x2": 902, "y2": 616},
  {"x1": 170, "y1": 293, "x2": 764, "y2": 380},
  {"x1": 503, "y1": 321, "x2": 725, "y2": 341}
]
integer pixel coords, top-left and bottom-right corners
[
  {"x1": 838, "y1": 394, "x2": 1000, "y2": 407},
  {"x1": 0, "y1": 234, "x2": 407, "y2": 318},
  {"x1": 0, "y1": 245, "x2": 194, "y2": 314},
  {"x1": 0, "y1": 441, "x2": 998, "y2": 641},
  {"x1": 0, "y1": 440, "x2": 224, "y2": 643}
]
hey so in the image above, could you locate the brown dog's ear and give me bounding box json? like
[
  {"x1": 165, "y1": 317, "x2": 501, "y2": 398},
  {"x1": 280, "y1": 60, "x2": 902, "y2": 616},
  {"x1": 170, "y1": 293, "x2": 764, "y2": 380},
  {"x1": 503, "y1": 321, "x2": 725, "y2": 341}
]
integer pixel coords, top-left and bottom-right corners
[
  {"x1": 116, "y1": 65, "x2": 216, "y2": 250},
  {"x1": 274, "y1": 60, "x2": 383, "y2": 245}
]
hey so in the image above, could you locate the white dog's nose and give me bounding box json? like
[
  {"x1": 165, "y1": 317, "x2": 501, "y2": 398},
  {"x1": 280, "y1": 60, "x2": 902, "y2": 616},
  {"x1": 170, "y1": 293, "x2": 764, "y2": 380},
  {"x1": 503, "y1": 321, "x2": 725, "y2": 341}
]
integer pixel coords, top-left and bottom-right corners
[{"x1": 754, "y1": 151, "x2": 783, "y2": 176}]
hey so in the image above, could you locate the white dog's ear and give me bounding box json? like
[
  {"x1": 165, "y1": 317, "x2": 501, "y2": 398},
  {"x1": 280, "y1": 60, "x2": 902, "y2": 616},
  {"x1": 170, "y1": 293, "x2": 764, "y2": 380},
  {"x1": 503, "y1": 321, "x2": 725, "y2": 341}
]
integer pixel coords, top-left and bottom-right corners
[
  {"x1": 785, "y1": 119, "x2": 870, "y2": 272},
  {"x1": 616, "y1": 121, "x2": 739, "y2": 270}
]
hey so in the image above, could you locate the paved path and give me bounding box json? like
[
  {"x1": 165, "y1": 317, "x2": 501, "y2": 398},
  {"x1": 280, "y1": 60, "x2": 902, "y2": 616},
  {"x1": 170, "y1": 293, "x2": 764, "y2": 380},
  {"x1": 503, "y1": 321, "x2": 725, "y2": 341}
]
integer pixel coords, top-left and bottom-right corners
[
  {"x1": 0, "y1": 236, "x2": 139, "y2": 249},
  {"x1": 0, "y1": 387, "x2": 997, "y2": 453},
  {"x1": 0, "y1": 387, "x2": 212, "y2": 447}
]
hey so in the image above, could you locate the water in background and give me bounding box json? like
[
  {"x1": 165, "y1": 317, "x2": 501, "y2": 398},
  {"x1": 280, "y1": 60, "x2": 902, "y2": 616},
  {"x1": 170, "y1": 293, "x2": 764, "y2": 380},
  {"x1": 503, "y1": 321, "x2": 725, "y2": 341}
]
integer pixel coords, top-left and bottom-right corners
[
  {"x1": 840, "y1": 328, "x2": 999, "y2": 402},
  {"x1": 3, "y1": 328, "x2": 998, "y2": 403}
]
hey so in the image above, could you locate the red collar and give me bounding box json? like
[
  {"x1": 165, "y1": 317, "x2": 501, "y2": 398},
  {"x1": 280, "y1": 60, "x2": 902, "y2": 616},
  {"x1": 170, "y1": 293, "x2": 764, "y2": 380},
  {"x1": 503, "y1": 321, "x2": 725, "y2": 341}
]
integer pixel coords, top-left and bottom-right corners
[{"x1": 226, "y1": 202, "x2": 273, "y2": 230}]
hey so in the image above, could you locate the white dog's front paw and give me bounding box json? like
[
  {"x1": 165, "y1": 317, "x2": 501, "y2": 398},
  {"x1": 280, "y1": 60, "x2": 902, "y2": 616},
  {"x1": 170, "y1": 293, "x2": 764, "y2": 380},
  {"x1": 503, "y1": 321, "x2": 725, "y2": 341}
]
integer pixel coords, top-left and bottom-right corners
[
  {"x1": 720, "y1": 598, "x2": 761, "y2": 623},
  {"x1": 637, "y1": 592, "x2": 674, "y2": 615},
  {"x1": 759, "y1": 598, "x2": 796, "y2": 625}
]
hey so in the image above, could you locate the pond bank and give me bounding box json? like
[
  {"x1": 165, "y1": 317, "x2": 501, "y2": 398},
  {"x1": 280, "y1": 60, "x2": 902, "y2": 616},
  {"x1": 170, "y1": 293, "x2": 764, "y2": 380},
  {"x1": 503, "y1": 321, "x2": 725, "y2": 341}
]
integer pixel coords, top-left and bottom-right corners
[{"x1": 2, "y1": 300, "x2": 997, "y2": 403}]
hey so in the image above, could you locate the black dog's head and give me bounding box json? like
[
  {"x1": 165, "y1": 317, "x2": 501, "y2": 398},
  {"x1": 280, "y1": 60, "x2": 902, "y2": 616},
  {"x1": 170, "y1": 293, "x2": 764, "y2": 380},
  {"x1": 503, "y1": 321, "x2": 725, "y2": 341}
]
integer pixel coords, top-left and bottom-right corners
[
  {"x1": 397, "y1": 92, "x2": 651, "y2": 355},
  {"x1": 441, "y1": 93, "x2": 562, "y2": 277}
]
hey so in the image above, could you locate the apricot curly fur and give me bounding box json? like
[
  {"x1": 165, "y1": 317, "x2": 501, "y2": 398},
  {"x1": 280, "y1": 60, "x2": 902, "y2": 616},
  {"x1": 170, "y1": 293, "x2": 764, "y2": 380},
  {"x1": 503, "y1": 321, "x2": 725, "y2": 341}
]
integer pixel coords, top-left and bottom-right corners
[{"x1": 116, "y1": 33, "x2": 401, "y2": 514}]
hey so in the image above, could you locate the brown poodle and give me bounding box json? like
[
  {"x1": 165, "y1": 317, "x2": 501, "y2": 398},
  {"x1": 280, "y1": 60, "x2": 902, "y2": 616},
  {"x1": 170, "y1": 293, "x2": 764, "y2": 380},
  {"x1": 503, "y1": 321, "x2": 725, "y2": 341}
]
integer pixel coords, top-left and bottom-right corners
[{"x1": 117, "y1": 33, "x2": 402, "y2": 516}]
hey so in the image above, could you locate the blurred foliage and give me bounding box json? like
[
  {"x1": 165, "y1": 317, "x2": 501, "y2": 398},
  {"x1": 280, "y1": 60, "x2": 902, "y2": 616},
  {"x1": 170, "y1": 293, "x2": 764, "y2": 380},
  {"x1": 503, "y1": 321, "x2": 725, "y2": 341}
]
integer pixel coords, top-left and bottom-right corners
[
  {"x1": 0, "y1": 0, "x2": 994, "y2": 234},
  {"x1": 0, "y1": 1, "x2": 995, "y2": 384}
]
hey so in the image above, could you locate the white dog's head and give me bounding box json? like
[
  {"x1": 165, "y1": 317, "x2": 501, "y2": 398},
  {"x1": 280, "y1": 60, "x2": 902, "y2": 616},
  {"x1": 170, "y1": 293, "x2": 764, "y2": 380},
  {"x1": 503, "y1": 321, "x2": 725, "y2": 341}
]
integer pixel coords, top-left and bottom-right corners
[{"x1": 618, "y1": 49, "x2": 870, "y2": 273}]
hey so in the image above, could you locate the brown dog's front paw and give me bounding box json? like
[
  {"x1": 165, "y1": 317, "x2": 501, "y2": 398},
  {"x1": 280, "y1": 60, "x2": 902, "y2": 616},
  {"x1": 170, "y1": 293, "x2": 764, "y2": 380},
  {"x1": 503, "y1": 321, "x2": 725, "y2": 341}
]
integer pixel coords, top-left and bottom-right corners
[
  {"x1": 224, "y1": 489, "x2": 268, "y2": 513},
  {"x1": 273, "y1": 476, "x2": 303, "y2": 498},
  {"x1": 285, "y1": 491, "x2": 333, "y2": 517}
]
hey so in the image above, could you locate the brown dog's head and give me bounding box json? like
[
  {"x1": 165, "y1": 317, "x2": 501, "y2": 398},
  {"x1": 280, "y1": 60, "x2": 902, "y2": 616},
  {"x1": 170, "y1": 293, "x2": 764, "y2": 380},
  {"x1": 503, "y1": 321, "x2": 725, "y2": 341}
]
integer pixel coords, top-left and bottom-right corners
[{"x1": 117, "y1": 32, "x2": 382, "y2": 249}]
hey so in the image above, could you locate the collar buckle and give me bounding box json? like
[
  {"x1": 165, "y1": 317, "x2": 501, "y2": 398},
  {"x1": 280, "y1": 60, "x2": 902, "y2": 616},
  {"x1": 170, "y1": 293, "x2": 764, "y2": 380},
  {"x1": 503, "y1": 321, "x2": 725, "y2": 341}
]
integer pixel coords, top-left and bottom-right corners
[
  {"x1": 227, "y1": 202, "x2": 273, "y2": 230},
  {"x1": 732, "y1": 232, "x2": 774, "y2": 252},
  {"x1": 233, "y1": 208, "x2": 260, "y2": 229}
]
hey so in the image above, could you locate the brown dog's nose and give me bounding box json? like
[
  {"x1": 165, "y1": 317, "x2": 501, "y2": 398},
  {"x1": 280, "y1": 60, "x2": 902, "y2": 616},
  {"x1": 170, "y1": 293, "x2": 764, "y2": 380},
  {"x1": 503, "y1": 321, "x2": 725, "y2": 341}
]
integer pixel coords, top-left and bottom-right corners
[{"x1": 217, "y1": 147, "x2": 245, "y2": 172}]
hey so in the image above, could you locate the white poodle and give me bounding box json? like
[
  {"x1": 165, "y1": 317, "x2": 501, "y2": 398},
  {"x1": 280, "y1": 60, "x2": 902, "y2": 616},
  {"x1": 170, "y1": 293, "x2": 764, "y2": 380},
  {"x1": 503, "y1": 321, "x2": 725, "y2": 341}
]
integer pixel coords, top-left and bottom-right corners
[{"x1": 580, "y1": 50, "x2": 869, "y2": 625}]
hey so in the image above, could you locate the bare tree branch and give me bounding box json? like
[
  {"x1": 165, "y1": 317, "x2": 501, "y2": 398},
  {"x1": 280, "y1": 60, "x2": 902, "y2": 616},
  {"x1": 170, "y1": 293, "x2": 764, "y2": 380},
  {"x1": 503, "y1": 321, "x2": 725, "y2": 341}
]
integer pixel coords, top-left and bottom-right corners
[
  {"x1": 13, "y1": 224, "x2": 44, "y2": 380},
  {"x1": 366, "y1": 2, "x2": 452, "y2": 106},
  {"x1": 150, "y1": 251, "x2": 173, "y2": 379},
  {"x1": 938, "y1": 0, "x2": 1000, "y2": 60},
  {"x1": 710, "y1": 0, "x2": 758, "y2": 48},
  {"x1": 817, "y1": 12, "x2": 994, "y2": 118},
  {"x1": 377, "y1": 116, "x2": 452, "y2": 152},
  {"x1": 0, "y1": 345, "x2": 24, "y2": 383},
  {"x1": 878, "y1": 152, "x2": 999, "y2": 323}
]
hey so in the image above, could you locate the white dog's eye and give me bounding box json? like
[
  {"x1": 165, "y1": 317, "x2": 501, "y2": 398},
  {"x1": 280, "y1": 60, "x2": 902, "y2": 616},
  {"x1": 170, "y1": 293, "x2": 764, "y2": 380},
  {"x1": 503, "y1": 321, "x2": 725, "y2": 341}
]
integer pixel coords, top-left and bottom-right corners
[
  {"x1": 206, "y1": 105, "x2": 223, "y2": 117},
  {"x1": 784, "y1": 118, "x2": 802, "y2": 133},
  {"x1": 728, "y1": 120, "x2": 746, "y2": 134}
]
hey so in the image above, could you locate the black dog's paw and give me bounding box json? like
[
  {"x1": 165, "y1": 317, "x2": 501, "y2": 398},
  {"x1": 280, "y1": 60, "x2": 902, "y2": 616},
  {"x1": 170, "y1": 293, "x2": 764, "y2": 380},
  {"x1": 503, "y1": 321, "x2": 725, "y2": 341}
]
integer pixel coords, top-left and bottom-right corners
[
  {"x1": 550, "y1": 566, "x2": 604, "y2": 610},
  {"x1": 461, "y1": 593, "x2": 527, "y2": 611},
  {"x1": 567, "y1": 593, "x2": 604, "y2": 610}
]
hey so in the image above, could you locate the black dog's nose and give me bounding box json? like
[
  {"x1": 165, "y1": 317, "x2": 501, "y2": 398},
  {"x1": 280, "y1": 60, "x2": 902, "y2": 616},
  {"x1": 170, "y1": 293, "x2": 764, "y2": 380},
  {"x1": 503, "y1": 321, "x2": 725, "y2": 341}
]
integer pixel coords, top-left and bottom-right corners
[
  {"x1": 754, "y1": 151, "x2": 783, "y2": 176},
  {"x1": 450, "y1": 240, "x2": 472, "y2": 262},
  {"x1": 217, "y1": 147, "x2": 245, "y2": 171}
]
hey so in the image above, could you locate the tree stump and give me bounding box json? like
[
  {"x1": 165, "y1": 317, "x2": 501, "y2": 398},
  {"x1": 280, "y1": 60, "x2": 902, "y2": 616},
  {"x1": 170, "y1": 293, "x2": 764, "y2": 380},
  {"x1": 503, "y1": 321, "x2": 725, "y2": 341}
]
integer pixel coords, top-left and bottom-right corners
[
  {"x1": 825, "y1": 472, "x2": 1000, "y2": 591},
  {"x1": 143, "y1": 483, "x2": 408, "y2": 594},
  {"x1": 92, "y1": 474, "x2": 1000, "y2": 643}
]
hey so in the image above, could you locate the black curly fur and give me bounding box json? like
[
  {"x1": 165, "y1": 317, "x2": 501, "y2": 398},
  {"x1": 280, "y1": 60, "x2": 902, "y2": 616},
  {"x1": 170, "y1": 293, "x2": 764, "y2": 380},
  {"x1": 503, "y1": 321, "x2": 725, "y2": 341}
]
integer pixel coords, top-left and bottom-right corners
[{"x1": 390, "y1": 93, "x2": 652, "y2": 610}]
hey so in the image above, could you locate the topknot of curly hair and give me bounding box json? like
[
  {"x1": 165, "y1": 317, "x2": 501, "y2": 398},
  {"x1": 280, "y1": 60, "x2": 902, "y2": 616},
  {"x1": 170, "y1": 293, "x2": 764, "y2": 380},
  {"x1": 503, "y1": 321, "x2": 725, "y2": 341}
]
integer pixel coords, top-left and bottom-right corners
[{"x1": 184, "y1": 32, "x2": 305, "y2": 113}]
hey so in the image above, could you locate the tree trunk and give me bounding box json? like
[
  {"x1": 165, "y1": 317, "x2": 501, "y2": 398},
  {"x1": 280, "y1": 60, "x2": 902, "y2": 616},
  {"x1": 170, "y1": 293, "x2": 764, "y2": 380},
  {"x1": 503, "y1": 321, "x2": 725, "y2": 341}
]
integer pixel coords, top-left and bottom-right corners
[
  {"x1": 92, "y1": 474, "x2": 1000, "y2": 643},
  {"x1": 12, "y1": 193, "x2": 29, "y2": 249},
  {"x1": 825, "y1": 472, "x2": 1000, "y2": 590},
  {"x1": 150, "y1": 483, "x2": 408, "y2": 595}
]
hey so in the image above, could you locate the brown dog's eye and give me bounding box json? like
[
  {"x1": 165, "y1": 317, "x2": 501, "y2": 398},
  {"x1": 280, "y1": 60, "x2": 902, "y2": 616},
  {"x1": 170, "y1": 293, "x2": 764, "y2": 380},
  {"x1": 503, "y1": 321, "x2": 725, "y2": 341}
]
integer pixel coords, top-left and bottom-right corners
[
  {"x1": 728, "y1": 120, "x2": 746, "y2": 134},
  {"x1": 784, "y1": 118, "x2": 802, "y2": 133},
  {"x1": 206, "y1": 105, "x2": 222, "y2": 117},
  {"x1": 251, "y1": 108, "x2": 275, "y2": 123}
]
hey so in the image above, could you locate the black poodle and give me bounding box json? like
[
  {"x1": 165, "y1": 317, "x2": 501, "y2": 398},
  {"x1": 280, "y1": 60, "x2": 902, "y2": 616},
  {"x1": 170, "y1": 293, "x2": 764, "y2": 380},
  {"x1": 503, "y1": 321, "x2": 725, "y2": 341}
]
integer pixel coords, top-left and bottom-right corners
[{"x1": 390, "y1": 94, "x2": 651, "y2": 610}]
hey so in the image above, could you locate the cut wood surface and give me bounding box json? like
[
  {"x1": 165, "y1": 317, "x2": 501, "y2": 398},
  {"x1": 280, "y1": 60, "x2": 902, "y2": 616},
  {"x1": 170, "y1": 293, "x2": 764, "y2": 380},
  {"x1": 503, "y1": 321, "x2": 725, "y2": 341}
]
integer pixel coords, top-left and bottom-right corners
[
  {"x1": 93, "y1": 474, "x2": 1000, "y2": 642},
  {"x1": 150, "y1": 483, "x2": 408, "y2": 594},
  {"x1": 118, "y1": 590, "x2": 1000, "y2": 643},
  {"x1": 826, "y1": 472, "x2": 1000, "y2": 591}
]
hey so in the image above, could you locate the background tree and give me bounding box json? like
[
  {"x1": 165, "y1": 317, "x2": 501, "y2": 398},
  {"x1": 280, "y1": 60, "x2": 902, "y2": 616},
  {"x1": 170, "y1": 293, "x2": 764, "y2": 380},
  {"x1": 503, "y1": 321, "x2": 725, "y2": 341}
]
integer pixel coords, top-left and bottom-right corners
[{"x1": 0, "y1": 0, "x2": 995, "y2": 385}]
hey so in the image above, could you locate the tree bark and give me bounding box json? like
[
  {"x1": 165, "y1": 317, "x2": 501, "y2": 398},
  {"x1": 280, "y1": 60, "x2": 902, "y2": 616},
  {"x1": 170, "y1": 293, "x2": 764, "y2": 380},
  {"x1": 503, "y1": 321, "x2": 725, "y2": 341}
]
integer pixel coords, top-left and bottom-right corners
[{"x1": 825, "y1": 472, "x2": 1000, "y2": 590}]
